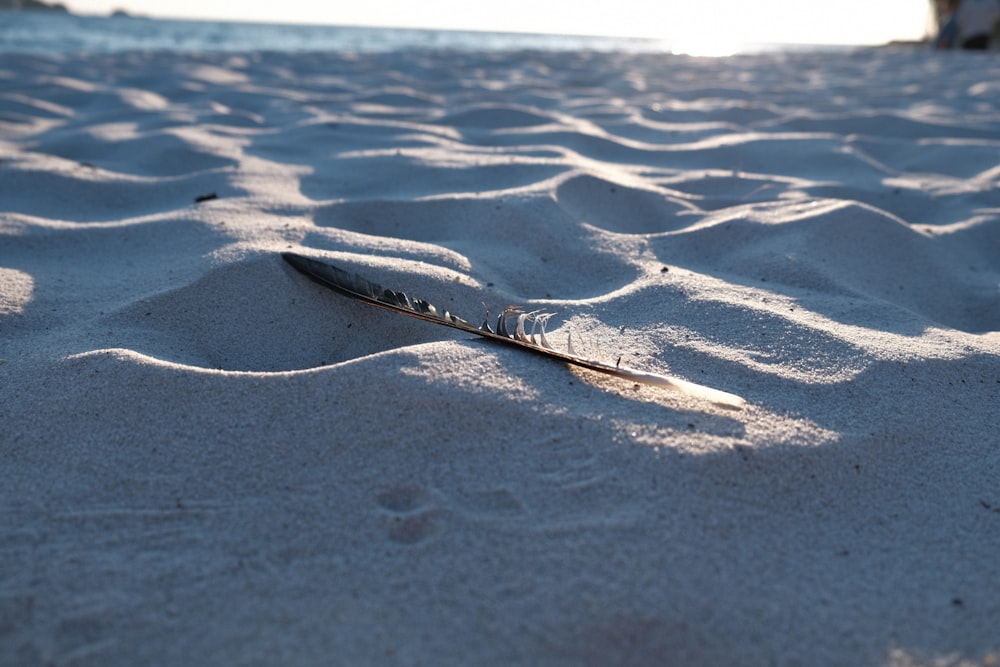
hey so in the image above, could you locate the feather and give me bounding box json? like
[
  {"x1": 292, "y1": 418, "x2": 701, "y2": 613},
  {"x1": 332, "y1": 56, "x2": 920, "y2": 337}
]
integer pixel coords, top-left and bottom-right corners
[{"x1": 282, "y1": 252, "x2": 746, "y2": 410}]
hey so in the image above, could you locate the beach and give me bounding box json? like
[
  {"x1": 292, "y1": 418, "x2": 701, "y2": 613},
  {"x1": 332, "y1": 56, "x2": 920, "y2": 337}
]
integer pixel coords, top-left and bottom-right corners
[{"x1": 1, "y1": 46, "x2": 999, "y2": 665}]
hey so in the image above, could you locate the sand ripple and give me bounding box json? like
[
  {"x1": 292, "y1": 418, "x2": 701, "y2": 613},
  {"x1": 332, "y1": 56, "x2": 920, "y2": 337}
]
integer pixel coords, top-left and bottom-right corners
[
  {"x1": 2, "y1": 49, "x2": 998, "y2": 372},
  {"x1": 2, "y1": 48, "x2": 1000, "y2": 666}
]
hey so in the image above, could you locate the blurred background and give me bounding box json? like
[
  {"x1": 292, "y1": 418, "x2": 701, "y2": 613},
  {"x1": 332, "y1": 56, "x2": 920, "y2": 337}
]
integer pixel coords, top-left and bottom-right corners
[{"x1": 1, "y1": 0, "x2": 992, "y2": 55}]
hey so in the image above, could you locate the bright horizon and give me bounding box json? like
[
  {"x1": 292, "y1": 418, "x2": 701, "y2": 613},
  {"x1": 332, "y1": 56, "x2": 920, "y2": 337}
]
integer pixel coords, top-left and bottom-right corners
[{"x1": 62, "y1": 0, "x2": 935, "y2": 55}]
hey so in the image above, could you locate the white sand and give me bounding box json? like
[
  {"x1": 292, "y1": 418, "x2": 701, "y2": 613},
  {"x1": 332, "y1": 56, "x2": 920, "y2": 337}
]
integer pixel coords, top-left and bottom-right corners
[{"x1": 1, "y1": 46, "x2": 999, "y2": 666}]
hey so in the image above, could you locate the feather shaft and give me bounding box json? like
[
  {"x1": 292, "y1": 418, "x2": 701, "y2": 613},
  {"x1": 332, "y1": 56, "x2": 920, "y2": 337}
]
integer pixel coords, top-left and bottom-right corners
[{"x1": 282, "y1": 253, "x2": 745, "y2": 410}]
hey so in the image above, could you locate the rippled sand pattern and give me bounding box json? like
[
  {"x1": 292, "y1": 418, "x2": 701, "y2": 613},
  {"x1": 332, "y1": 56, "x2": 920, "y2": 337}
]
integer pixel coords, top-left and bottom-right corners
[{"x1": 1, "y1": 49, "x2": 999, "y2": 666}]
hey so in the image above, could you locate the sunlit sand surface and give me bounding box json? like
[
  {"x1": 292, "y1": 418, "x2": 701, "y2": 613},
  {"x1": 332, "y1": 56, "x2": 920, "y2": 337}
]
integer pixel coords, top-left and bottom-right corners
[{"x1": 1, "y1": 47, "x2": 998, "y2": 665}]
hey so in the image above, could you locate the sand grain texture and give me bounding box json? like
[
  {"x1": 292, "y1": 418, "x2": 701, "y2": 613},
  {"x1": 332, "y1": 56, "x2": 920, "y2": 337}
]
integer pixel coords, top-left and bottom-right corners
[{"x1": 1, "y1": 48, "x2": 999, "y2": 666}]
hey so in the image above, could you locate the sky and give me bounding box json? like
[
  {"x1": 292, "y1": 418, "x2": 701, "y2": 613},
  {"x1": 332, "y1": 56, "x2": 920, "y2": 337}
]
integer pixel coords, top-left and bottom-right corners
[{"x1": 63, "y1": 0, "x2": 935, "y2": 53}]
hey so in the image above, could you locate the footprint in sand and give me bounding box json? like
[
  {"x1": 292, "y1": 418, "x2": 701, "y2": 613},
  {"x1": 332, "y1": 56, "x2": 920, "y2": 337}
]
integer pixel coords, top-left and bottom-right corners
[
  {"x1": 375, "y1": 484, "x2": 526, "y2": 544},
  {"x1": 375, "y1": 485, "x2": 442, "y2": 545}
]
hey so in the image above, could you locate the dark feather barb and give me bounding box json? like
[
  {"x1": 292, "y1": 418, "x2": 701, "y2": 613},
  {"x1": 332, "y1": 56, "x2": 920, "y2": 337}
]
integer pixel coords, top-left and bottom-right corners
[{"x1": 282, "y1": 252, "x2": 745, "y2": 410}]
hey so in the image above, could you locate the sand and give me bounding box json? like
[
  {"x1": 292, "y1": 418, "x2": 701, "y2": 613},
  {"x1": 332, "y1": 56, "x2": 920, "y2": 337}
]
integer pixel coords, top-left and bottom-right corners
[{"x1": 1, "y1": 46, "x2": 999, "y2": 666}]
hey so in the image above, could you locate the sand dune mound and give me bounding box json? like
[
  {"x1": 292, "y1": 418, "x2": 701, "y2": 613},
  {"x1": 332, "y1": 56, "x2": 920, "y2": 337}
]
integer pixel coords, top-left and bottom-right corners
[{"x1": 2, "y1": 48, "x2": 998, "y2": 667}]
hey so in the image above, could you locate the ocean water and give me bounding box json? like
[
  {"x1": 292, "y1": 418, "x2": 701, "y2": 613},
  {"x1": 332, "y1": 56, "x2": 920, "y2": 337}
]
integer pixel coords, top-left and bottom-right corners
[
  {"x1": 0, "y1": 11, "x2": 839, "y2": 55},
  {"x1": 0, "y1": 11, "x2": 681, "y2": 54}
]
